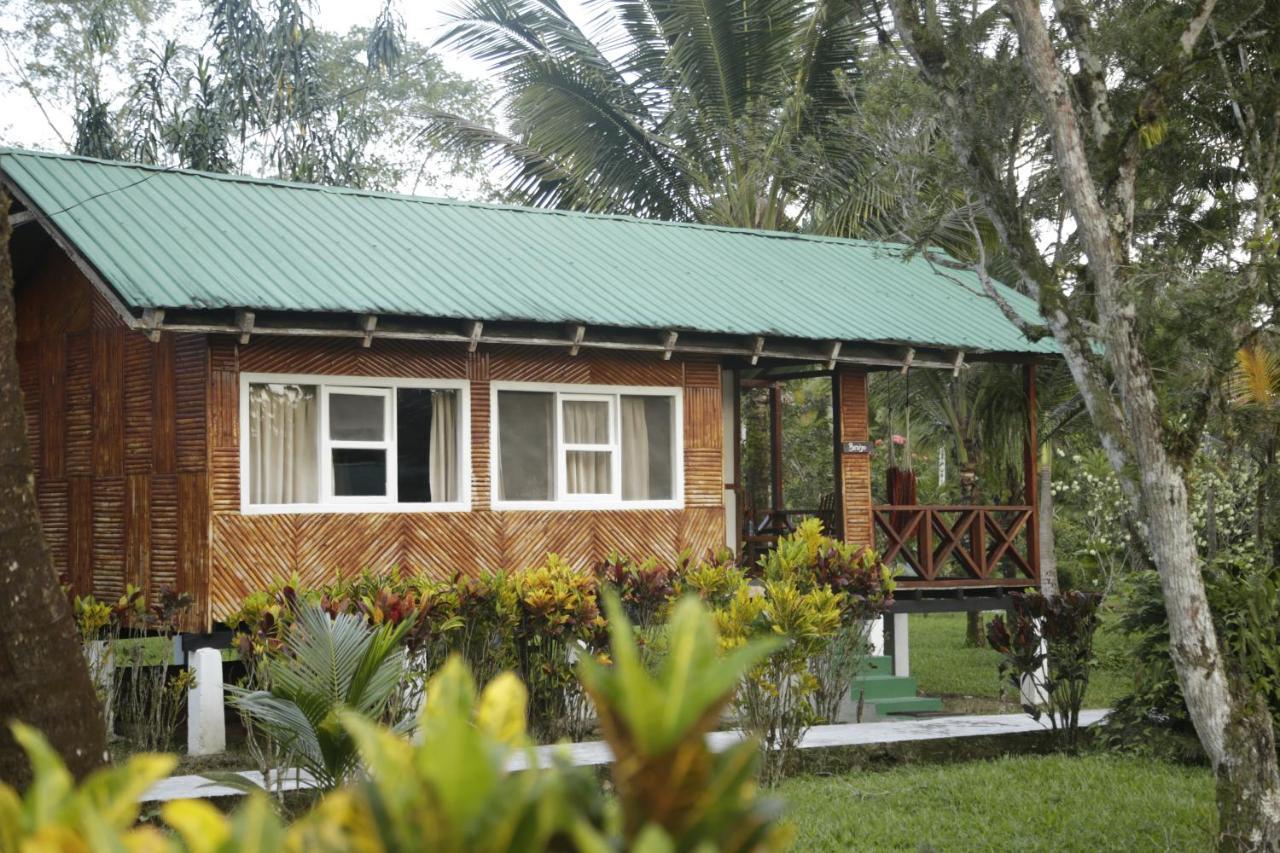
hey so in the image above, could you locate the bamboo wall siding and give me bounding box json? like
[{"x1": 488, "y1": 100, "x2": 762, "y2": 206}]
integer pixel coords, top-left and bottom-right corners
[
  {"x1": 837, "y1": 368, "x2": 873, "y2": 546},
  {"x1": 16, "y1": 256, "x2": 210, "y2": 626},
  {"x1": 205, "y1": 338, "x2": 727, "y2": 619}
]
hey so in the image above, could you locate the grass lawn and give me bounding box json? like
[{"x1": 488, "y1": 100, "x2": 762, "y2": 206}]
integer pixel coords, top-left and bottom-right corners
[
  {"x1": 908, "y1": 611, "x2": 1130, "y2": 713},
  {"x1": 777, "y1": 753, "x2": 1214, "y2": 851}
]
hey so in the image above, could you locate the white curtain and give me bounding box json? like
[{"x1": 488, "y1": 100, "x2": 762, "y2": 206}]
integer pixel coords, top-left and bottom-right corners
[
  {"x1": 564, "y1": 399, "x2": 610, "y2": 494},
  {"x1": 621, "y1": 396, "x2": 649, "y2": 499},
  {"x1": 249, "y1": 384, "x2": 318, "y2": 504},
  {"x1": 428, "y1": 390, "x2": 458, "y2": 502}
]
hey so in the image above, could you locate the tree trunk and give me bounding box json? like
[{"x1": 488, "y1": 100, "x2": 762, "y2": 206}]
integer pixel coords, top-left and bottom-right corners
[
  {"x1": 0, "y1": 188, "x2": 105, "y2": 784},
  {"x1": 1216, "y1": 695, "x2": 1280, "y2": 851}
]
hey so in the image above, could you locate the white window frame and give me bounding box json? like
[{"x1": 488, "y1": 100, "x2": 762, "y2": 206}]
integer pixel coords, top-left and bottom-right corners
[
  {"x1": 490, "y1": 381, "x2": 684, "y2": 511},
  {"x1": 240, "y1": 372, "x2": 471, "y2": 515}
]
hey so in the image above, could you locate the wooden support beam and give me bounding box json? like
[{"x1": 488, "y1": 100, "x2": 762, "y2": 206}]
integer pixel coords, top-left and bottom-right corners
[
  {"x1": 662, "y1": 330, "x2": 679, "y2": 360},
  {"x1": 141, "y1": 308, "x2": 165, "y2": 343},
  {"x1": 468, "y1": 320, "x2": 483, "y2": 352},
  {"x1": 952, "y1": 351, "x2": 966, "y2": 377},
  {"x1": 1023, "y1": 363, "x2": 1040, "y2": 581},
  {"x1": 769, "y1": 382, "x2": 785, "y2": 511},
  {"x1": 900, "y1": 347, "x2": 915, "y2": 375},
  {"x1": 235, "y1": 310, "x2": 255, "y2": 345},
  {"x1": 360, "y1": 314, "x2": 378, "y2": 348},
  {"x1": 750, "y1": 335, "x2": 765, "y2": 366},
  {"x1": 569, "y1": 324, "x2": 586, "y2": 356},
  {"x1": 7, "y1": 210, "x2": 35, "y2": 228},
  {"x1": 826, "y1": 341, "x2": 843, "y2": 370}
]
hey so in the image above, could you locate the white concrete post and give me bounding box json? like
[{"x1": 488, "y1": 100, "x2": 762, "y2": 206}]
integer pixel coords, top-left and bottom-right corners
[
  {"x1": 866, "y1": 617, "x2": 885, "y2": 656},
  {"x1": 187, "y1": 647, "x2": 226, "y2": 756},
  {"x1": 1020, "y1": 634, "x2": 1050, "y2": 708},
  {"x1": 892, "y1": 613, "x2": 910, "y2": 677}
]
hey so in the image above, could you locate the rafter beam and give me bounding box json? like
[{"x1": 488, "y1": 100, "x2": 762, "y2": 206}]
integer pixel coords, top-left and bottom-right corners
[
  {"x1": 359, "y1": 314, "x2": 378, "y2": 348},
  {"x1": 750, "y1": 335, "x2": 765, "y2": 366},
  {"x1": 900, "y1": 347, "x2": 915, "y2": 375},
  {"x1": 826, "y1": 341, "x2": 843, "y2": 370},
  {"x1": 662, "y1": 330, "x2": 679, "y2": 360},
  {"x1": 141, "y1": 308, "x2": 165, "y2": 343},
  {"x1": 236, "y1": 310, "x2": 255, "y2": 345},
  {"x1": 468, "y1": 320, "x2": 483, "y2": 352},
  {"x1": 952, "y1": 350, "x2": 966, "y2": 377},
  {"x1": 569, "y1": 324, "x2": 586, "y2": 356},
  {"x1": 7, "y1": 211, "x2": 34, "y2": 228}
]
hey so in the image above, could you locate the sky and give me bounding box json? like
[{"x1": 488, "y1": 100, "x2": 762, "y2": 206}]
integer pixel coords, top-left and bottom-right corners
[{"x1": 0, "y1": 0, "x2": 597, "y2": 165}]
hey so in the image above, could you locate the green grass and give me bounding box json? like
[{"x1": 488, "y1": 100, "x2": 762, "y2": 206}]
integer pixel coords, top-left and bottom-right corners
[
  {"x1": 908, "y1": 611, "x2": 1130, "y2": 712},
  {"x1": 777, "y1": 753, "x2": 1214, "y2": 851}
]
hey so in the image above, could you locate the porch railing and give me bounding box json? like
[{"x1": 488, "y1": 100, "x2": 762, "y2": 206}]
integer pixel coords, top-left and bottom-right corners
[{"x1": 872, "y1": 505, "x2": 1038, "y2": 587}]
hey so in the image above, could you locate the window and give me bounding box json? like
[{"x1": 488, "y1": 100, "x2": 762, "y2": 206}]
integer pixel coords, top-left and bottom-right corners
[
  {"x1": 242, "y1": 375, "x2": 468, "y2": 513},
  {"x1": 493, "y1": 384, "x2": 681, "y2": 508}
]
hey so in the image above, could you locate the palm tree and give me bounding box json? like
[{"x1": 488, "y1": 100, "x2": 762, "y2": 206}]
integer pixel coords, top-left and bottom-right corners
[{"x1": 424, "y1": 0, "x2": 871, "y2": 227}]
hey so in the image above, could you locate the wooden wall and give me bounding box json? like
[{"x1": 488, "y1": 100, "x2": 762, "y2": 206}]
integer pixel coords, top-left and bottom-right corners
[
  {"x1": 16, "y1": 256, "x2": 210, "y2": 625},
  {"x1": 205, "y1": 337, "x2": 727, "y2": 619},
  {"x1": 837, "y1": 367, "x2": 873, "y2": 546}
]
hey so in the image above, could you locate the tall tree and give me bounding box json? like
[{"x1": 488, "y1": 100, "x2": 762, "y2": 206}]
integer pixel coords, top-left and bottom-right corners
[
  {"x1": 0, "y1": 191, "x2": 105, "y2": 784},
  {"x1": 881, "y1": 0, "x2": 1280, "y2": 845}
]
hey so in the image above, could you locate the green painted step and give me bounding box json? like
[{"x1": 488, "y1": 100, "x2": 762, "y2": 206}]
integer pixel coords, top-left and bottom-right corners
[
  {"x1": 850, "y1": 673, "x2": 919, "y2": 700},
  {"x1": 865, "y1": 655, "x2": 892, "y2": 674},
  {"x1": 867, "y1": 696, "x2": 945, "y2": 715}
]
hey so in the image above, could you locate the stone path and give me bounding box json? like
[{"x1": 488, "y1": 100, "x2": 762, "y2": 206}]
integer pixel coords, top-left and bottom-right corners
[{"x1": 141, "y1": 709, "x2": 1110, "y2": 802}]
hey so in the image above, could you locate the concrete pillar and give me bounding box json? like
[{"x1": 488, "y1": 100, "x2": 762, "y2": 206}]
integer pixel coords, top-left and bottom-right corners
[
  {"x1": 892, "y1": 613, "x2": 910, "y2": 677},
  {"x1": 1020, "y1": 635, "x2": 1050, "y2": 708},
  {"x1": 187, "y1": 647, "x2": 226, "y2": 756},
  {"x1": 866, "y1": 617, "x2": 885, "y2": 656}
]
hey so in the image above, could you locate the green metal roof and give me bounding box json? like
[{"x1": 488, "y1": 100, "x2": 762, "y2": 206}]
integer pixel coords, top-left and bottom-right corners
[{"x1": 1, "y1": 148, "x2": 1055, "y2": 355}]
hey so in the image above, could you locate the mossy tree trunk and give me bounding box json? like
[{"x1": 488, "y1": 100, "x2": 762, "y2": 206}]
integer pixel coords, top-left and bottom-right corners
[{"x1": 0, "y1": 188, "x2": 105, "y2": 784}]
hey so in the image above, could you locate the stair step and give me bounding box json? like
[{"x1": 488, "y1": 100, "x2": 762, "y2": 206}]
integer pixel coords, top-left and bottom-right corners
[
  {"x1": 870, "y1": 696, "x2": 945, "y2": 715},
  {"x1": 865, "y1": 655, "x2": 893, "y2": 674},
  {"x1": 849, "y1": 674, "x2": 918, "y2": 700}
]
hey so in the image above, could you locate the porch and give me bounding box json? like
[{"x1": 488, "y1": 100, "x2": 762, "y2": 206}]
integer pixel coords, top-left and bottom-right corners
[{"x1": 727, "y1": 362, "x2": 1042, "y2": 596}]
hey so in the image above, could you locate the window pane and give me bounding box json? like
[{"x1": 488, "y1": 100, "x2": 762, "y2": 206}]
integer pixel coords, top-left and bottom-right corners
[
  {"x1": 332, "y1": 448, "x2": 387, "y2": 496},
  {"x1": 248, "y1": 383, "x2": 318, "y2": 505},
  {"x1": 563, "y1": 399, "x2": 610, "y2": 444},
  {"x1": 498, "y1": 391, "x2": 553, "y2": 500},
  {"x1": 396, "y1": 388, "x2": 460, "y2": 503},
  {"x1": 566, "y1": 450, "x2": 612, "y2": 495},
  {"x1": 330, "y1": 392, "x2": 385, "y2": 441},
  {"x1": 621, "y1": 396, "x2": 674, "y2": 500}
]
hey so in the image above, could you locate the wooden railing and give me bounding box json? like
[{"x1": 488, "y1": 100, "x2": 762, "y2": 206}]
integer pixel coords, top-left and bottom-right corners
[{"x1": 872, "y1": 505, "x2": 1038, "y2": 587}]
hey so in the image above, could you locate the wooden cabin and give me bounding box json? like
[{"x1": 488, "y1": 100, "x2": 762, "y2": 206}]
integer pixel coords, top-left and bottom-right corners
[{"x1": 3, "y1": 149, "x2": 1056, "y2": 631}]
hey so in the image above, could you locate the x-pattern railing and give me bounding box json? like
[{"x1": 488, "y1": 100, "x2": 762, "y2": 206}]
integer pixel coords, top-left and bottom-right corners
[{"x1": 872, "y1": 505, "x2": 1038, "y2": 586}]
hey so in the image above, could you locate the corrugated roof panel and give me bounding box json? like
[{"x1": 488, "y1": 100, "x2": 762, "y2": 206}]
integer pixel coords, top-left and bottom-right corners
[{"x1": 0, "y1": 148, "x2": 1057, "y2": 355}]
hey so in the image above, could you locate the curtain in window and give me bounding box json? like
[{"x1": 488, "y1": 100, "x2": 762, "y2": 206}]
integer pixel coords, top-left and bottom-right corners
[
  {"x1": 248, "y1": 384, "x2": 318, "y2": 504},
  {"x1": 621, "y1": 396, "x2": 650, "y2": 499},
  {"x1": 428, "y1": 390, "x2": 458, "y2": 502},
  {"x1": 564, "y1": 399, "x2": 610, "y2": 494}
]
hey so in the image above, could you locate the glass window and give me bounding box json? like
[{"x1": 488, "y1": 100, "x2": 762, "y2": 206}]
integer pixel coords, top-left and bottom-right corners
[
  {"x1": 497, "y1": 391, "x2": 554, "y2": 500},
  {"x1": 621, "y1": 395, "x2": 674, "y2": 500},
  {"x1": 329, "y1": 392, "x2": 385, "y2": 441},
  {"x1": 247, "y1": 383, "x2": 318, "y2": 505}
]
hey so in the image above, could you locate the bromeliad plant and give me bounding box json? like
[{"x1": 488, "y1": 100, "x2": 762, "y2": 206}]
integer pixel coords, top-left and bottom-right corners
[
  {"x1": 987, "y1": 589, "x2": 1103, "y2": 751},
  {"x1": 228, "y1": 603, "x2": 414, "y2": 792}
]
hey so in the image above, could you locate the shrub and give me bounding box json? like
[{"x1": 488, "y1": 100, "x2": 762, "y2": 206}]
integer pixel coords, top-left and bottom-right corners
[{"x1": 987, "y1": 589, "x2": 1102, "y2": 750}]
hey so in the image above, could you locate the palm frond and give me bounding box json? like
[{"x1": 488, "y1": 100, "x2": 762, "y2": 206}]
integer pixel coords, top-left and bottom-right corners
[{"x1": 1229, "y1": 344, "x2": 1280, "y2": 409}]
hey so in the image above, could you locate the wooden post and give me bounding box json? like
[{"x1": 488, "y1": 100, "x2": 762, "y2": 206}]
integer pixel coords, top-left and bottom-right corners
[
  {"x1": 830, "y1": 372, "x2": 843, "y2": 536},
  {"x1": 1023, "y1": 363, "x2": 1040, "y2": 581},
  {"x1": 769, "y1": 381, "x2": 784, "y2": 512}
]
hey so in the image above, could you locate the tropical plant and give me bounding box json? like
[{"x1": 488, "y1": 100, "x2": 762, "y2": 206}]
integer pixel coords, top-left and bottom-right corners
[
  {"x1": 987, "y1": 590, "x2": 1102, "y2": 751},
  {"x1": 228, "y1": 603, "x2": 413, "y2": 791},
  {"x1": 579, "y1": 591, "x2": 792, "y2": 849},
  {"x1": 428, "y1": 0, "x2": 872, "y2": 228}
]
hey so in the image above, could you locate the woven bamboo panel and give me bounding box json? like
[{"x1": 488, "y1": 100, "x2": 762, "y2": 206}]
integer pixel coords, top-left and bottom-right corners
[
  {"x1": 469, "y1": 381, "x2": 491, "y2": 509},
  {"x1": 209, "y1": 369, "x2": 238, "y2": 450},
  {"x1": 210, "y1": 447, "x2": 239, "y2": 513},
  {"x1": 92, "y1": 328, "x2": 124, "y2": 476},
  {"x1": 209, "y1": 337, "x2": 238, "y2": 373},
  {"x1": 678, "y1": 506, "x2": 727, "y2": 559},
  {"x1": 838, "y1": 369, "x2": 872, "y2": 547},
  {"x1": 499, "y1": 512, "x2": 550, "y2": 570},
  {"x1": 68, "y1": 478, "x2": 92, "y2": 594},
  {"x1": 594, "y1": 510, "x2": 681, "y2": 565},
  {"x1": 174, "y1": 335, "x2": 208, "y2": 473},
  {"x1": 296, "y1": 513, "x2": 404, "y2": 582},
  {"x1": 36, "y1": 481, "x2": 68, "y2": 581},
  {"x1": 123, "y1": 334, "x2": 154, "y2": 475},
  {"x1": 150, "y1": 476, "x2": 179, "y2": 591},
  {"x1": 124, "y1": 474, "x2": 150, "y2": 594},
  {"x1": 546, "y1": 512, "x2": 593, "y2": 564},
  {"x1": 153, "y1": 335, "x2": 177, "y2": 475},
  {"x1": 237, "y1": 337, "x2": 468, "y2": 379},
  {"x1": 91, "y1": 477, "x2": 125, "y2": 601},
  {"x1": 683, "y1": 448, "x2": 723, "y2": 506},
  {"x1": 39, "y1": 338, "x2": 65, "y2": 477},
  {"x1": 588, "y1": 352, "x2": 682, "y2": 387},
  {"x1": 684, "y1": 386, "x2": 721, "y2": 450},
  {"x1": 64, "y1": 332, "x2": 91, "y2": 476},
  {"x1": 402, "y1": 512, "x2": 492, "y2": 579},
  {"x1": 489, "y1": 344, "x2": 590, "y2": 384},
  {"x1": 682, "y1": 359, "x2": 721, "y2": 388},
  {"x1": 177, "y1": 473, "x2": 210, "y2": 619},
  {"x1": 15, "y1": 252, "x2": 90, "y2": 343},
  {"x1": 17, "y1": 341, "x2": 40, "y2": 474},
  {"x1": 90, "y1": 288, "x2": 120, "y2": 329}
]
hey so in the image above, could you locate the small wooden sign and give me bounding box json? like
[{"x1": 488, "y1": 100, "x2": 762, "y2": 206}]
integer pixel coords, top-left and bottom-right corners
[{"x1": 842, "y1": 441, "x2": 872, "y2": 455}]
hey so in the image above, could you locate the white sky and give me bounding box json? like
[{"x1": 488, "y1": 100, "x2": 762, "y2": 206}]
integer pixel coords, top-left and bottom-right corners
[{"x1": 0, "y1": 0, "x2": 596, "y2": 170}]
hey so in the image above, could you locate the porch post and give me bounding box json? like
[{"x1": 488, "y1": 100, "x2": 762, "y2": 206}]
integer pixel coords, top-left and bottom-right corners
[
  {"x1": 722, "y1": 368, "x2": 739, "y2": 553},
  {"x1": 1023, "y1": 363, "x2": 1040, "y2": 581},
  {"x1": 769, "y1": 382, "x2": 784, "y2": 510},
  {"x1": 835, "y1": 367, "x2": 873, "y2": 547}
]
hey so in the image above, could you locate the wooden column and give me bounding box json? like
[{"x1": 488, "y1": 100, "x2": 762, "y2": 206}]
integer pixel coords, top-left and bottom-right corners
[
  {"x1": 769, "y1": 381, "x2": 784, "y2": 511},
  {"x1": 830, "y1": 372, "x2": 844, "y2": 536},
  {"x1": 1023, "y1": 363, "x2": 1040, "y2": 580},
  {"x1": 836, "y1": 367, "x2": 873, "y2": 546}
]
